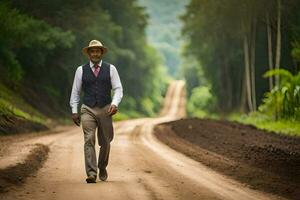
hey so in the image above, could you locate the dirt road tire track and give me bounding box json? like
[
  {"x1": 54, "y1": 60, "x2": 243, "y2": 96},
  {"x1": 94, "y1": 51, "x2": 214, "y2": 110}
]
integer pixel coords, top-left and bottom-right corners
[{"x1": 0, "y1": 81, "x2": 292, "y2": 200}]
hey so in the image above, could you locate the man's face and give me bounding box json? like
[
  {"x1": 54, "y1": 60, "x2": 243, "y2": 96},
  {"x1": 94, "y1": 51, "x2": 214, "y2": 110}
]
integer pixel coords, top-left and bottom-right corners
[{"x1": 88, "y1": 47, "x2": 103, "y2": 63}]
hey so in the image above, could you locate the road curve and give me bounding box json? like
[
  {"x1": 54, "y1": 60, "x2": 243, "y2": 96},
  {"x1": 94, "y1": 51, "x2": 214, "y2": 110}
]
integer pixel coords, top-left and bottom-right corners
[{"x1": 0, "y1": 80, "x2": 283, "y2": 200}]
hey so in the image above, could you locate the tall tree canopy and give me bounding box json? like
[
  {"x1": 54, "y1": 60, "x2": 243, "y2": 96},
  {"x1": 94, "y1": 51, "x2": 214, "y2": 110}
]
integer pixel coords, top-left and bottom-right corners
[
  {"x1": 0, "y1": 0, "x2": 167, "y2": 118},
  {"x1": 181, "y1": 0, "x2": 300, "y2": 114}
]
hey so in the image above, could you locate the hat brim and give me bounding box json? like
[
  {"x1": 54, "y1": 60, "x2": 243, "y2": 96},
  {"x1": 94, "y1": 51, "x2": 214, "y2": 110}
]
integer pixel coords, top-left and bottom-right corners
[{"x1": 82, "y1": 46, "x2": 108, "y2": 56}]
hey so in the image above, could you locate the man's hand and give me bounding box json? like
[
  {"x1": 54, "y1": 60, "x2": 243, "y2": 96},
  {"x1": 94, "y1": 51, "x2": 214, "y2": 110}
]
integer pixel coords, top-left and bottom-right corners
[
  {"x1": 72, "y1": 113, "x2": 81, "y2": 126},
  {"x1": 107, "y1": 104, "x2": 118, "y2": 116}
]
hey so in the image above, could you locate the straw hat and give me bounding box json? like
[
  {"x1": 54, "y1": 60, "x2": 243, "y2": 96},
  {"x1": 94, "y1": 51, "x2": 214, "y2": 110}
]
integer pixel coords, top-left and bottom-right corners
[{"x1": 82, "y1": 40, "x2": 108, "y2": 56}]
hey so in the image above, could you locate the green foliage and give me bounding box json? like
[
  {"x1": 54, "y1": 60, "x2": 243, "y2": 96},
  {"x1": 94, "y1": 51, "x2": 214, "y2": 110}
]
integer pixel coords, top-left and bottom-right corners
[
  {"x1": 291, "y1": 41, "x2": 300, "y2": 62},
  {"x1": 181, "y1": 0, "x2": 246, "y2": 112},
  {"x1": 187, "y1": 86, "x2": 216, "y2": 118},
  {"x1": 258, "y1": 88, "x2": 284, "y2": 118},
  {"x1": 259, "y1": 69, "x2": 300, "y2": 120},
  {"x1": 0, "y1": 1, "x2": 76, "y2": 114},
  {"x1": 0, "y1": 49, "x2": 23, "y2": 84},
  {"x1": 140, "y1": 98, "x2": 156, "y2": 116},
  {"x1": 229, "y1": 112, "x2": 300, "y2": 136},
  {"x1": 0, "y1": 0, "x2": 168, "y2": 121},
  {"x1": 180, "y1": 55, "x2": 207, "y2": 97},
  {"x1": 0, "y1": 98, "x2": 45, "y2": 124},
  {"x1": 181, "y1": 0, "x2": 300, "y2": 113},
  {"x1": 0, "y1": 83, "x2": 46, "y2": 119},
  {"x1": 138, "y1": 0, "x2": 189, "y2": 77},
  {"x1": 98, "y1": 0, "x2": 169, "y2": 116}
]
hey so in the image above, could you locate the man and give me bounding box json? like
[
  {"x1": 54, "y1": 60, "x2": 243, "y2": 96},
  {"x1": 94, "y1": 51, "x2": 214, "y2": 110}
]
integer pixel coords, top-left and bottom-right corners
[{"x1": 69, "y1": 40, "x2": 123, "y2": 183}]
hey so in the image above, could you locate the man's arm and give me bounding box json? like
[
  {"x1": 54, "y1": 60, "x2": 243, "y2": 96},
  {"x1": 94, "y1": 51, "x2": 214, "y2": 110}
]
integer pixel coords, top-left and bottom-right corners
[
  {"x1": 70, "y1": 66, "x2": 82, "y2": 125},
  {"x1": 108, "y1": 64, "x2": 123, "y2": 115}
]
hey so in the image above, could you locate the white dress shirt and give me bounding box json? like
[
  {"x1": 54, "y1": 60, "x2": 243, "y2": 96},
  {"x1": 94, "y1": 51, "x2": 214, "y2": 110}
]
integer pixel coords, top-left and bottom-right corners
[{"x1": 70, "y1": 60, "x2": 123, "y2": 114}]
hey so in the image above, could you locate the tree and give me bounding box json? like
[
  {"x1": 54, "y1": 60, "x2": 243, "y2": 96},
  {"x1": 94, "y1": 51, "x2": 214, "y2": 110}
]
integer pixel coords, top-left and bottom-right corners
[{"x1": 181, "y1": 0, "x2": 300, "y2": 115}]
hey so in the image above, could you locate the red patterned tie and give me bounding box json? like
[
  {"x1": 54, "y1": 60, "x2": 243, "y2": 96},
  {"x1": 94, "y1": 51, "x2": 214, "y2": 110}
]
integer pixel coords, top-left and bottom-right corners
[{"x1": 94, "y1": 64, "x2": 100, "y2": 77}]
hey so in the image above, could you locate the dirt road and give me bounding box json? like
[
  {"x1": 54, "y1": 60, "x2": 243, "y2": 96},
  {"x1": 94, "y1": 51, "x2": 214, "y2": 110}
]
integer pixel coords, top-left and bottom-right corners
[{"x1": 0, "y1": 81, "x2": 283, "y2": 200}]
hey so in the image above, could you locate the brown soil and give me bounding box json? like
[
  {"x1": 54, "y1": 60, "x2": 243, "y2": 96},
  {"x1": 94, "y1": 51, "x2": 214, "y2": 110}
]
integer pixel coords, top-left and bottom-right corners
[
  {"x1": 154, "y1": 118, "x2": 300, "y2": 200},
  {"x1": 0, "y1": 115, "x2": 48, "y2": 134},
  {"x1": 0, "y1": 143, "x2": 50, "y2": 193}
]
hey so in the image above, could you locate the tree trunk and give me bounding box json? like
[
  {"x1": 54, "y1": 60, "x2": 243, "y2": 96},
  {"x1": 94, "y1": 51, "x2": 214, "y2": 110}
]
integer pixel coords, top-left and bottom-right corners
[
  {"x1": 266, "y1": 12, "x2": 274, "y2": 91},
  {"x1": 224, "y1": 57, "x2": 232, "y2": 111},
  {"x1": 243, "y1": 33, "x2": 253, "y2": 112},
  {"x1": 250, "y1": 17, "x2": 257, "y2": 111},
  {"x1": 275, "y1": 0, "x2": 281, "y2": 87},
  {"x1": 240, "y1": 75, "x2": 247, "y2": 112}
]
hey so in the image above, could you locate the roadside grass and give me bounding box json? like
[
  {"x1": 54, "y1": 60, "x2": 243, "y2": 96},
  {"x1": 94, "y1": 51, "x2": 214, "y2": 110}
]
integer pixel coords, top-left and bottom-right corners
[
  {"x1": 0, "y1": 83, "x2": 46, "y2": 125},
  {"x1": 0, "y1": 81, "x2": 146, "y2": 126},
  {"x1": 113, "y1": 110, "x2": 145, "y2": 121},
  {"x1": 187, "y1": 103, "x2": 300, "y2": 137},
  {"x1": 228, "y1": 112, "x2": 300, "y2": 137}
]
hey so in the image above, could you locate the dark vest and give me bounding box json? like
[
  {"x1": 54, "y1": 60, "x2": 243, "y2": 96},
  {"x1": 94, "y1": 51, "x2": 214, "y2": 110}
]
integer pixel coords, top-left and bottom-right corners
[{"x1": 82, "y1": 61, "x2": 112, "y2": 108}]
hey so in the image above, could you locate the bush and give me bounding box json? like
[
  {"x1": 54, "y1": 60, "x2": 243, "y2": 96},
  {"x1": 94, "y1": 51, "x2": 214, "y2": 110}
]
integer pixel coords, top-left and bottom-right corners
[
  {"x1": 187, "y1": 86, "x2": 216, "y2": 118},
  {"x1": 259, "y1": 69, "x2": 300, "y2": 120}
]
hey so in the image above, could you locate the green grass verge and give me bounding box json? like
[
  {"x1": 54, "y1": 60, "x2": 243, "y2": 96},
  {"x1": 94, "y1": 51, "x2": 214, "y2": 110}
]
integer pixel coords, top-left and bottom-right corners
[
  {"x1": 186, "y1": 102, "x2": 300, "y2": 137},
  {"x1": 228, "y1": 112, "x2": 300, "y2": 137},
  {"x1": 0, "y1": 98, "x2": 46, "y2": 124},
  {"x1": 0, "y1": 83, "x2": 47, "y2": 125},
  {"x1": 113, "y1": 110, "x2": 145, "y2": 121}
]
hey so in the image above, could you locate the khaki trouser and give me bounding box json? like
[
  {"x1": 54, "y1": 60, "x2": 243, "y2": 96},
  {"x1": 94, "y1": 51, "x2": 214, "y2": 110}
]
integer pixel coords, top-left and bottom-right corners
[{"x1": 80, "y1": 103, "x2": 114, "y2": 177}]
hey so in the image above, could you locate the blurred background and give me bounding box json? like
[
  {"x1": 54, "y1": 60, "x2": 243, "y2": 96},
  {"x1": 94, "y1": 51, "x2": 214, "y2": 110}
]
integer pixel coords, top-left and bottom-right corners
[{"x1": 0, "y1": 0, "x2": 299, "y2": 135}]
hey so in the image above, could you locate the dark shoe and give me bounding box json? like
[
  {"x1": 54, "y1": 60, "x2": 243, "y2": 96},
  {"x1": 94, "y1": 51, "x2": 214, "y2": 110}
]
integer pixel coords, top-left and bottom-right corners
[
  {"x1": 99, "y1": 168, "x2": 108, "y2": 181},
  {"x1": 86, "y1": 175, "x2": 96, "y2": 183}
]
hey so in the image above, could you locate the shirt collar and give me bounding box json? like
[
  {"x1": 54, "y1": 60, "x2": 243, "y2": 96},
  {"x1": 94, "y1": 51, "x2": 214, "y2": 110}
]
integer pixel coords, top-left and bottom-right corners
[{"x1": 89, "y1": 60, "x2": 102, "y2": 68}]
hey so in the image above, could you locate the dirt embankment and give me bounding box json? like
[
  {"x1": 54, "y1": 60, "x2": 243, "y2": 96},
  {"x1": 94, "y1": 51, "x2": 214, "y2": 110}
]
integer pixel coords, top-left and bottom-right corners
[
  {"x1": 0, "y1": 115, "x2": 48, "y2": 134},
  {"x1": 154, "y1": 118, "x2": 300, "y2": 200}
]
